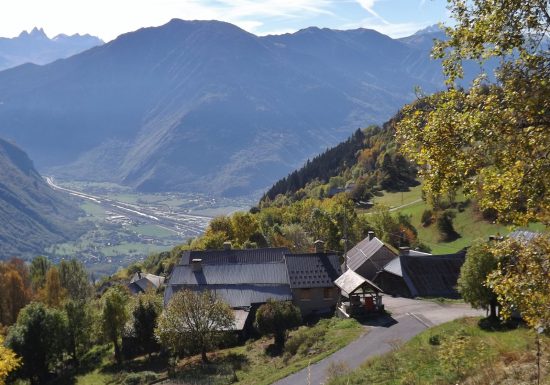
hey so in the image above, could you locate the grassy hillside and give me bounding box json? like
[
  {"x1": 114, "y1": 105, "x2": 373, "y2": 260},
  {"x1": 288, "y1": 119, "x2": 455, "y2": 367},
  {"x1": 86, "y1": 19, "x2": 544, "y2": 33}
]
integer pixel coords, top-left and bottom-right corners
[
  {"x1": 327, "y1": 318, "x2": 549, "y2": 385},
  {"x1": 372, "y1": 185, "x2": 544, "y2": 254}
]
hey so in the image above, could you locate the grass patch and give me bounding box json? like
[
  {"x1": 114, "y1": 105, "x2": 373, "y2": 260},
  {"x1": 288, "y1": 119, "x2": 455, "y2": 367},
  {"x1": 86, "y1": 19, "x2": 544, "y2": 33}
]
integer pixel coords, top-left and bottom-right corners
[
  {"x1": 171, "y1": 318, "x2": 363, "y2": 385},
  {"x1": 326, "y1": 317, "x2": 550, "y2": 385}
]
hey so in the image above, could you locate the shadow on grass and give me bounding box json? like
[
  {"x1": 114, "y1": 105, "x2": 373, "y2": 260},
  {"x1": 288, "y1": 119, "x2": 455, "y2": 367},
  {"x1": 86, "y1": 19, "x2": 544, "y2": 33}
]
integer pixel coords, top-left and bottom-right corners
[{"x1": 478, "y1": 316, "x2": 521, "y2": 332}]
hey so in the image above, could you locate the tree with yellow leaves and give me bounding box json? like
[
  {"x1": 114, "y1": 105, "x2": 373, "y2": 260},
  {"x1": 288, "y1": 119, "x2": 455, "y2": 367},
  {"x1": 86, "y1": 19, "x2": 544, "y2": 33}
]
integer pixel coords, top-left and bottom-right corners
[
  {"x1": 487, "y1": 234, "x2": 550, "y2": 332},
  {"x1": 0, "y1": 334, "x2": 20, "y2": 385}
]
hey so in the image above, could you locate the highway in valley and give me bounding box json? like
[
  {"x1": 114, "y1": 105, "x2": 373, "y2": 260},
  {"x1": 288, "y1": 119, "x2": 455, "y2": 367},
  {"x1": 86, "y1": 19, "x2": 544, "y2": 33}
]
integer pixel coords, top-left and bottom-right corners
[{"x1": 45, "y1": 177, "x2": 211, "y2": 238}]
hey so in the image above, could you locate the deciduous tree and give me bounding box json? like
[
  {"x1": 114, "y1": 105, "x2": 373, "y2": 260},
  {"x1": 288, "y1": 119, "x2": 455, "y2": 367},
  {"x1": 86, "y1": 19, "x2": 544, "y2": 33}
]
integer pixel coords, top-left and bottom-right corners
[
  {"x1": 6, "y1": 302, "x2": 67, "y2": 385},
  {"x1": 396, "y1": 0, "x2": 550, "y2": 225},
  {"x1": 458, "y1": 241, "x2": 500, "y2": 318},
  {"x1": 255, "y1": 300, "x2": 301, "y2": 350},
  {"x1": 487, "y1": 234, "x2": 550, "y2": 331},
  {"x1": 101, "y1": 286, "x2": 129, "y2": 365},
  {"x1": 155, "y1": 289, "x2": 234, "y2": 363},
  {"x1": 0, "y1": 334, "x2": 20, "y2": 385}
]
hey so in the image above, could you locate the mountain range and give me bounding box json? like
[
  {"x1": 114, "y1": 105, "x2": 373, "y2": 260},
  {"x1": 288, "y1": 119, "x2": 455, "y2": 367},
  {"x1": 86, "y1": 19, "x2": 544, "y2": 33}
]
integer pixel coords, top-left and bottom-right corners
[
  {"x1": 0, "y1": 137, "x2": 84, "y2": 258},
  {"x1": 0, "y1": 27, "x2": 103, "y2": 71},
  {"x1": 0, "y1": 20, "x2": 487, "y2": 197}
]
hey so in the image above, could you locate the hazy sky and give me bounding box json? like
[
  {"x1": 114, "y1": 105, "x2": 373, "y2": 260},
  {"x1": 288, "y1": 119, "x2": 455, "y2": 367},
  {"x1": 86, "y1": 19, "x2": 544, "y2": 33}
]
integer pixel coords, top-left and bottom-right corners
[{"x1": 0, "y1": 0, "x2": 450, "y2": 42}]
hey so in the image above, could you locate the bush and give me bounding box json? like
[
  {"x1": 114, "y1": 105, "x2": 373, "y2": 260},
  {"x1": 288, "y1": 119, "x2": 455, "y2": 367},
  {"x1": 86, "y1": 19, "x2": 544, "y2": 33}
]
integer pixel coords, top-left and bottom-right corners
[
  {"x1": 421, "y1": 209, "x2": 433, "y2": 227},
  {"x1": 123, "y1": 371, "x2": 159, "y2": 385},
  {"x1": 436, "y1": 209, "x2": 459, "y2": 241}
]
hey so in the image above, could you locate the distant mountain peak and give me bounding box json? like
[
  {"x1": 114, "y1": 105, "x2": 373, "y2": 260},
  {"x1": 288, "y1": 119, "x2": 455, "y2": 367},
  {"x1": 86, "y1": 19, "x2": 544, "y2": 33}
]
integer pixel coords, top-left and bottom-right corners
[
  {"x1": 413, "y1": 24, "x2": 443, "y2": 36},
  {"x1": 18, "y1": 27, "x2": 48, "y2": 39}
]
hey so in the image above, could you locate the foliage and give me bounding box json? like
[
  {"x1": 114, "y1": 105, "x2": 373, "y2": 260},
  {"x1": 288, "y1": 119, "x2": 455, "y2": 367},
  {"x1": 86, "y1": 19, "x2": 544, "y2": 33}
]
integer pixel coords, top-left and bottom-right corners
[
  {"x1": 0, "y1": 334, "x2": 20, "y2": 385},
  {"x1": 6, "y1": 302, "x2": 68, "y2": 385},
  {"x1": 65, "y1": 299, "x2": 94, "y2": 364},
  {"x1": 128, "y1": 292, "x2": 162, "y2": 357},
  {"x1": 59, "y1": 259, "x2": 92, "y2": 301},
  {"x1": 255, "y1": 300, "x2": 301, "y2": 350},
  {"x1": 0, "y1": 260, "x2": 31, "y2": 326},
  {"x1": 40, "y1": 266, "x2": 67, "y2": 308},
  {"x1": 421, "y1": 209, "x2": 433, "y2": 227},
  {"x1": 397, "y1": 0, "x2": 550, "y2": 225},
  {"x1": 156, "y1": 289, "x2": 234, "y2": 363},
  {"x1": 487, "y1": 234, "x2": 550, "y2": 331},
  {"x1": 101, "y1": 286, "x2": 129, "y2": 365},
  {"x1": 458, "y1": 241, "x2": 499, "y2": 318},
  {"x1": 29, "y1": 256, "x2": 52, "y2": 291}
]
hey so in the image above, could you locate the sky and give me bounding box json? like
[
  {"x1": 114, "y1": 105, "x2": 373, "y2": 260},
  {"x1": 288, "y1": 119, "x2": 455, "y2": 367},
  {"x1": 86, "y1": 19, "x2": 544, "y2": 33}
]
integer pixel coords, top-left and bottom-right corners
[{"x1": 0, "y1": 0, "x2": 451, "y2": 42}]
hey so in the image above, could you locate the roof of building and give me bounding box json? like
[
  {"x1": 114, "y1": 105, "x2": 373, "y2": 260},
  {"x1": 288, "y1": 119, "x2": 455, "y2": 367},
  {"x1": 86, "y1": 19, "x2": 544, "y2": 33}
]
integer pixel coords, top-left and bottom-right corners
[
  {"x1": 382, "y1": 257, "x2": 402, "y2": 277},
  {"x1": 165, "y1": 284, "x2": 293, "y2": 308},
  {"x1": 169, "y1": 262, "x2": 289, "y2": 286},
  {"x1": 128, "y1": 273, "x2": 165, "y2": 294},
  {"x1": 179, "y1": 247, "x2": 290, "y2": 265},
  {"x1": 285, "y1": 253, "x2": 341, "y2": 289},
  {"x1": 334, "y1": 269, "x2": 383, "y2": 296},
  {"x1": 399, "y1": 252, "x2": 466, "y2": 298},
  {"x1": 509, "y1": 230, "x2": 540, "y2": 243}
]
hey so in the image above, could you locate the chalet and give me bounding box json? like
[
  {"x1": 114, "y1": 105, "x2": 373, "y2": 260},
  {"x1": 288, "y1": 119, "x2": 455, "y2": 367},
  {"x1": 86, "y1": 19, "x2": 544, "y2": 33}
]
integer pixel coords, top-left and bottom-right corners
[
  {"x1": 163, "y1": 243, "x2": 341, "y2": 331},
  {"x1": 373, "y1": 248, "x2": 466, "y2": 298},
  {"x1": 343, "y1": 231, "x2": 397, "y2": 280},
  {"x1": 128, "y1": 272, "x2": 165, "y2": 294}
]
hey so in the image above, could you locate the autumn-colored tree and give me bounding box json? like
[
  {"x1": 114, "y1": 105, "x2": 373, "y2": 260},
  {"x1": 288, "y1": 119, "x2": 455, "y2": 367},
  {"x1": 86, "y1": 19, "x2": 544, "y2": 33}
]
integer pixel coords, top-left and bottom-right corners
[
  {"x1": 396, "y1": 0, "x2": 550, "y2": 225},
  {"x1": 155, "y1": 289, "x2": 234, "y2": 363},
  {"x1": 231, "y1": 212, "x2": 260, "y2": 245},
  {"x1": 0, "y1": 263, "x2": 31, "y2": 326},
  {"x1": 487, "y1": 234, "x2": 550, "y2": 331},
  {"x1": 0, "y1": 334, "x2": 20, "y2": 385},
  {"x1": 40, "y1": 266, "x2": 67, "y2": 308}
]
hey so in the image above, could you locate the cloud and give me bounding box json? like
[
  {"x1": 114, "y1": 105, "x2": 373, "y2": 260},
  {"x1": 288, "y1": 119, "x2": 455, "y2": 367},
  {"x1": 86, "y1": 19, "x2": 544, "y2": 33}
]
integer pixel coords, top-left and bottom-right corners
[{"x1": 355, "y1": 0, "x2": 389, "y2": 24}]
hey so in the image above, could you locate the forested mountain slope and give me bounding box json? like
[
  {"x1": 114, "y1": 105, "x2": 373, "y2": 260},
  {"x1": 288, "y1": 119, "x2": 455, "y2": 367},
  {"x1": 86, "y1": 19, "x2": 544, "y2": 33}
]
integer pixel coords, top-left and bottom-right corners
[
  {"x1": 0, "y1": 20, "x2": 461, "y2": 196},
  {"x1": 0, "y1": 138, "x2": 84, "y2": 258}
]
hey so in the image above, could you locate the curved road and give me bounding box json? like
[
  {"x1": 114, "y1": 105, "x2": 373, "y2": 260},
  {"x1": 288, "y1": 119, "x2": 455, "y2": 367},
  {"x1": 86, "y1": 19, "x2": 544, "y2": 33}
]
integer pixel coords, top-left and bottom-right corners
[{"x1": 272, "y1": 297, "x2": 485, "y2": 385}]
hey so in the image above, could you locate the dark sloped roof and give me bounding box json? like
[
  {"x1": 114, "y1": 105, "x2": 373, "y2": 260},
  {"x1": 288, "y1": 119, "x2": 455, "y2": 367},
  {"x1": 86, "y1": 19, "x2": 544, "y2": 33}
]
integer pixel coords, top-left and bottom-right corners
[
  {"x1": 165, "y1": 284, "x2": 292, "y2": 308},
  {"x1": 169, "y1": 262, "x2": 289, "y2": 286},
  {"x1": 400, "y1": 252, "x2": 466, "y2": 298},
  {"x1": 285, "y1": 253, "x2": 341, "y2": 288},
  {"x1": 179, "y1": 247, "x2": 290, "y2": 265},
  {"x1": 345, "y1": 237, "x2": 384, "y2": 271}
]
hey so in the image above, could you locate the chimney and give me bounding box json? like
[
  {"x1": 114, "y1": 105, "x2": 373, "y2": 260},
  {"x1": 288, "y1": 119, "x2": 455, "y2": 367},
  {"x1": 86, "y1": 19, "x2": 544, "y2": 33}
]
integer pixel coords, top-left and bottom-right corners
[
  {"x1": 223, "y1": 241, "x2": 232, "y2": 250},
  {"x1": 191, "y1": 259, "x2": 202, "y2": 272},
  {"x1": 399, "y1": 246, "x2": 410, "y2": 256},
  {"x1": 314, "y1": 240, "x2": 325, "y2": 253},
  {"x1": 368, "y1": 231, "x2": 375, "y2": 241}
]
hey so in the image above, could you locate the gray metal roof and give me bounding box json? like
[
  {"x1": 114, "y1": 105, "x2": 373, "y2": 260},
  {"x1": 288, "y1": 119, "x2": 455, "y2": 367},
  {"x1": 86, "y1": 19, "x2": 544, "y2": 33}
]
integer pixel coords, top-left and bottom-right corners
[
  {"x1": 345, "y1": 236, "x2": 387, "y2": 271},
  {"x1": 334, "y1": 269, "x2": 382, "y2": 296},
  {"x1": 285, "y1": 253, "x2": 341, "y2": 289},
  {"x1": 165, "y1": 284, "x2": 293, "y2": 308},
  {"x1": 179, "y1": 247, "x2": 290, "y2": 265},
  {"x1": 382, "y1": 257, "x2": 402, "y2": 277},
  {"x1": 509, "y1": 230, "x2": 540, "y2": 243},
  {"x1": 169, "y1": 262, "x2": 289, "y2": 286}
]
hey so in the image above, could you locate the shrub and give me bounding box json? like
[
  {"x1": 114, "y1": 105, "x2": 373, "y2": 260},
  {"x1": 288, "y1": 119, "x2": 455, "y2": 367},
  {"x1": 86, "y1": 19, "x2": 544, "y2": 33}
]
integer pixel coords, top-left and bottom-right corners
[{"x1": 421, "y1": 209, "x2": 433, "y2": 227}]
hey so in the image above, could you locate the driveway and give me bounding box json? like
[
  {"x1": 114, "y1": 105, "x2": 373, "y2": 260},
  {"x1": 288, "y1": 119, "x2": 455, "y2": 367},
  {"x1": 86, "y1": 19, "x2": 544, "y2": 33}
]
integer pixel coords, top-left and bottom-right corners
[{"x1": 272, "y1": 297, "x2": 485, "y2": 385}]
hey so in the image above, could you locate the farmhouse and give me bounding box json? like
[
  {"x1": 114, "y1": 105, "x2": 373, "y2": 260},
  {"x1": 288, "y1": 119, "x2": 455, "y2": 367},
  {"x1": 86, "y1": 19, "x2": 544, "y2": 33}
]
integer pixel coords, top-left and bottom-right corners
[
  {"x1": 373, "y1": 248, "x2": 466, "y2": 298},
  {"x1": 164, "y1": 243, "x2": 341, "y2": 331},
  {"x1": 343, "y1": 231, "x2": 397, "y2": 281}
]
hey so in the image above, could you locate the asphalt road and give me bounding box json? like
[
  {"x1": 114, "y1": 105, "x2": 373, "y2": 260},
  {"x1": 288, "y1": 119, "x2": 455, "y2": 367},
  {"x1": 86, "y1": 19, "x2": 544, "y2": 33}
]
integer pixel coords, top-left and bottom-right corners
[{"x1": 272, "y1": 297, "x2": 485, "y2": 385}]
